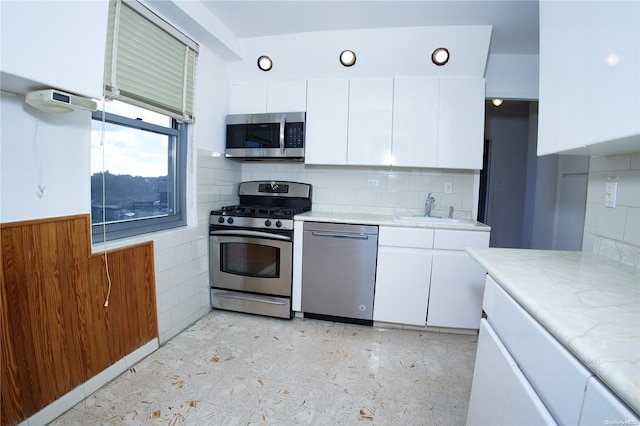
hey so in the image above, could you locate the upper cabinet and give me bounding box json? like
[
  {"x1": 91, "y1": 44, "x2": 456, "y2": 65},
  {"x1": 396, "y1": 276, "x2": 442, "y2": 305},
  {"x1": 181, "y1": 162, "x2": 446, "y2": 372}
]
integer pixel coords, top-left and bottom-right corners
[
  {"x1": 538, "y1": 0, "x2": 640, "y2": 156},
  {"x1": 228, "y1": 80, "x2": 307, "y2": 114},
  {"x1": 437, "y1": 78, "x2": 485, "y2": 169},
  {"x1": 0, "y1": 1, "x2": 108, "y2": 99},
  {"x1": 392, "y1": 77, "x2": 439, "y2": 168},
  {"x1": 305, "y1": 78, "x2": 349, "y2": 165},
  {"x1": 347, "y1": 77, "x2": 394, "y2": 166},
  {"x1": 305, "y1": 76, "x2": 485, "y2": 169}
]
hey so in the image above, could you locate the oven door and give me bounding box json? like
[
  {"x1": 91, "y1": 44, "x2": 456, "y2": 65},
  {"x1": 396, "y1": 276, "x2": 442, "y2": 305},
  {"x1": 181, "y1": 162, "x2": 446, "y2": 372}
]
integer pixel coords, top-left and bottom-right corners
[{"x1": 209, "y1": 230, "x2": 292, "y2": 297}]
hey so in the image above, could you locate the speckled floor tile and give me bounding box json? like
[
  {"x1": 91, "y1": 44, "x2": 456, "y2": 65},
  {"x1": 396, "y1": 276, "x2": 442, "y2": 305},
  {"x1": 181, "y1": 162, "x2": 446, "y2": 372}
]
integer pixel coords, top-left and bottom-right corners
[{"x1": 49, "y1": 311, "x2": 477, "y2": 425}]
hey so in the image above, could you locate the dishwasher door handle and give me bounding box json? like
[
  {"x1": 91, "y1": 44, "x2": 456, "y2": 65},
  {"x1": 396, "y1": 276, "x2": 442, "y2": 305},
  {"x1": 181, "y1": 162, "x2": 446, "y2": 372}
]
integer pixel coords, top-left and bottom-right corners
[{"x1": 311, "y1": 232, "x2": 370, "y2": 240}]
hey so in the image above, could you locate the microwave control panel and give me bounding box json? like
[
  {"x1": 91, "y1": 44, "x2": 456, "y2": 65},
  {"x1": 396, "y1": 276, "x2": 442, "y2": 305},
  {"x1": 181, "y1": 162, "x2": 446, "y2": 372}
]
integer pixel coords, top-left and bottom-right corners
[{"x1": 285, "y1": 123, "x2": 304, "y2": 148}]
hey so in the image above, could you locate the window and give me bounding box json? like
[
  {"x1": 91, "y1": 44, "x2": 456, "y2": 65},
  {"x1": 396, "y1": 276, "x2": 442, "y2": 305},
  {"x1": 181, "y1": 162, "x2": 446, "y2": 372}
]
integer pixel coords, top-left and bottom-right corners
[{"x1": 91, "y1": 100, "x2": 187, "y2": 242}]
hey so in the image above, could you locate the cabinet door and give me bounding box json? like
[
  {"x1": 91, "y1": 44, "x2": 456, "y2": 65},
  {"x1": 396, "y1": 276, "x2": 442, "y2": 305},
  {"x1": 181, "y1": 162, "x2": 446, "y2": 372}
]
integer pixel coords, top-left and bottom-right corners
[
  {"x1": 427, "y1": 250, "x2": 486, "y2": 329},
  {"x1": 584, "y1": 1, "x2": 640, "y2": 147},
  {"x1": 468, "y1": 320, "x2": 556, "y2": 426},
  {"x1": 267, "y1": 80, "x2": 307, "y2": 113},
  {"x1": 579, "y1": 376, "x2": 639, "y2": 425},
  {"x1": 537, "y1": 1, "x2": 587, "y2": 155},
  {"x1": 392, "y1": 77, "x2": 439, "y2": 168},
  {"x1": 228, "y1": 81, "x2": 268, "y2": 114},
  {"x1": 437, "y1": 78, "x2": 485, "y2": 169},
  {"x1": 467, "y1": 319, "x2": 513, "y2": 425},
  {"x1": 305, "y1": 78, "x2": 349, "y2": 165},
  {"x1": 347, "y1": 77, "x2": 394, "y2": 166},
  {"x1": 374, "y1": 246, "x2": 432, "y2": 325}
]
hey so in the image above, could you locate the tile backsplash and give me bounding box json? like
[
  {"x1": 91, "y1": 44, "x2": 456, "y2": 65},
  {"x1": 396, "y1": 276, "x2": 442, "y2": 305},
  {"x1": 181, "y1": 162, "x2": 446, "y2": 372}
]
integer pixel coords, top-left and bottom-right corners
[
  {"x1": 583, "y1": 152, "x2": 640, "y2": 267},
  {"x1": 240, "y1": 162, "x2": 479, "y2": 219}
]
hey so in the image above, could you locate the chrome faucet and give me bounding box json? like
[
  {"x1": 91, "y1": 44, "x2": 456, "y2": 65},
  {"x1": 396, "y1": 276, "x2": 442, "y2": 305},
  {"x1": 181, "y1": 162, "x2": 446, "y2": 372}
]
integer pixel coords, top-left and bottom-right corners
[
  {"x1": 425, "y1": 193, "x2": 435, "y2": 216},
  {"x1": 448, "y1": 205, "x2": 454, "y2": 219}
]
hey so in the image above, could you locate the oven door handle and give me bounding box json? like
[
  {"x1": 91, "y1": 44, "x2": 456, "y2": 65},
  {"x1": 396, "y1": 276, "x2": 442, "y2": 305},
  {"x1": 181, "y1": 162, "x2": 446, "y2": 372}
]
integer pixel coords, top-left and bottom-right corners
[{"x1": 210, "y1": 229, "x2": 292, "y2": 241}]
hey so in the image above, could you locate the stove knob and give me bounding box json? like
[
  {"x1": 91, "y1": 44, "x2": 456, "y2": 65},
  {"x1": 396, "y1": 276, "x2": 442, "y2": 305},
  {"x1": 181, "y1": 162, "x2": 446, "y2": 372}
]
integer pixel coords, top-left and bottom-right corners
[
  {"x1": 217, "y1": 216, "x2": 225, "y2": 224},
  {"x1": 227, "y1": 217, "x2": 234, "y2": 224},
  {"x1": 275, "y1": 220, "x2": 283, "y2": 228},
  {"x1": 264, "y1": 219, "x2": 272, "y2": 227}
]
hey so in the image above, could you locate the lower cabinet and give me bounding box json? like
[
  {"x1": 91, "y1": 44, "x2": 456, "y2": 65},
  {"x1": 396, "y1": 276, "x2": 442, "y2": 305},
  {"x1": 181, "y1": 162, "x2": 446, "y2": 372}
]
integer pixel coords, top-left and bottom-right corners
[
  {"x1": 467, "y1": 319, "x2": 556, "y2": 426},
  {"x1": 470, "y1": 274, "x2": 640, "y2": 425},
  {"x1": 373, "y1": 227, "x2": 433, "y2": 325},
  {"x1": 580, "y1": 376, "x2": 639, "y2": 425},
  {"x1": 373, "y1": 226, "x2": 490, "y2": 329},
  {"x1": 427, "y1": 229, "x2": 490, "y2": 329}
]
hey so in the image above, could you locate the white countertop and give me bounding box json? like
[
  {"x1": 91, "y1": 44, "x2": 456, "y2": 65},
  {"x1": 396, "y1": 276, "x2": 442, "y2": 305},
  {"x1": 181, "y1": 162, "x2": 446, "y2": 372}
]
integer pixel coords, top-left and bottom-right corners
[
  {"x1": 294, "y1": 211, "x2": 491, "y2": 231},
  {"x1": 466, "y1": 247, "x2": 640, "y2": 415}
]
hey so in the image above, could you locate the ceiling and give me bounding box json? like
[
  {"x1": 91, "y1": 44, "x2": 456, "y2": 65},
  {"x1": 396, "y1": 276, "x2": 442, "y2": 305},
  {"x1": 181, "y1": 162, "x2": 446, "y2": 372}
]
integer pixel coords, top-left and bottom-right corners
[{"x1": 201, "y1": 0, "x2": 540, "y2": 56}]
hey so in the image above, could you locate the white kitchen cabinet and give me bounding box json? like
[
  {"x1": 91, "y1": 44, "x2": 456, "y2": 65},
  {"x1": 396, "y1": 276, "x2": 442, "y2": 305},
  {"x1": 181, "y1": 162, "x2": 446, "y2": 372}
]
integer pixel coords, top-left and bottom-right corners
[
  {"x1": 1, "y1": 1, "x2": 108, "y2": 99},
  {"x1": 305, "y1": 78, "x2": 349, "y2": 165},
  {"x1": 228, "y1": 80, "x2": 307, "y2": 114},
  {"x1": 373, "y1": 227, "x2": 434, "y2": 326},
  {"x1": 538, "y1": 0, "x2": 640, "y2": 156},
  {"x1": 579, "y1": 376, "x2": 639, "y2": 425},
  {"x1": 391, "y1": 77, "x2": 439, "y2": 168},
  {"x1": 467, "y1": 319, "x2": 556, "y2": 426},
  {"x1": 347, "y1": 77, "x2": 394, "y2": 166},
  {"x1": 426, "y1": 230, "x2": 490, "y2": 329},
  {"x1": 484, "y1": 275, "x2": 591, "y2": 425},
  {"x1": 437, "y1": 78, "x2": 485, "y2": 169}
]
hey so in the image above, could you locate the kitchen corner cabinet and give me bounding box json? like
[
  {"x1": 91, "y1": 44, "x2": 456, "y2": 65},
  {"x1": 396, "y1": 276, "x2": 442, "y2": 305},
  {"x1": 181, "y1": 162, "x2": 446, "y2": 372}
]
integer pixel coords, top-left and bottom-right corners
[
  {"x1": 538, "y1": 0, "x2": 640, "y2": 156},
  {"x1": 426, "y1": 229, "x2": 490, "y2": 329},
  {"x1": 228, "y1": 80, "x2": 307, "y2": 114},
  {"x1": 373, "y1": 227, "x2": 434, "y2": 325}
]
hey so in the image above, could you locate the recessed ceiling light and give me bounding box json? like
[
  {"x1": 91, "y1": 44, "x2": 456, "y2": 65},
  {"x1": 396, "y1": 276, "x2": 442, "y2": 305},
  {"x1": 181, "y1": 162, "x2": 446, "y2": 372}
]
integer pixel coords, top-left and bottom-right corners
[
  {"x1": 257, "y1": 55, "x2": 272, "y2": 71},
  {"x1": 492, "y1": 99, "x2": 504, "y2": 107},
  {"x1": 431, "y1": 47, "x2": 450, "y2": 66},
  {"x1": 340, "y1": 50, "x2": 357, "y2": 67}
]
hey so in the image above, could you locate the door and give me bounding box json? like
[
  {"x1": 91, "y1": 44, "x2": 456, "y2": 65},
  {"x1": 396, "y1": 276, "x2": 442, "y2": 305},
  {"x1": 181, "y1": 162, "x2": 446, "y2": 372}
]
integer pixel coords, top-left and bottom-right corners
[{"x1": 210, "y1": 232, "x2": 292, "y2": 296}]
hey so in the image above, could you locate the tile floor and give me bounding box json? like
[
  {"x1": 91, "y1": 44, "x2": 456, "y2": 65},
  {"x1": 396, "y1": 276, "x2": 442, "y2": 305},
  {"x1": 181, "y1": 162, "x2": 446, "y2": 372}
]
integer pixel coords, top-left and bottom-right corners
[{"x1": 50, "y1": 311, "x2": 478, "y2": 425}]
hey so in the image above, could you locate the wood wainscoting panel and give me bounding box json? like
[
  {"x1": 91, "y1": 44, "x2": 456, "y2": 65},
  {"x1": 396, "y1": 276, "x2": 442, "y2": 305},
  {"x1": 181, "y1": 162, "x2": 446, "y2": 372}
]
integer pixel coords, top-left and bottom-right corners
[
  {"x1": 88, "y1": 242, "x2": 158, "y2": 371},
  {"x1": 1, "y1": 215, "x2": 158, "y2": 425}
]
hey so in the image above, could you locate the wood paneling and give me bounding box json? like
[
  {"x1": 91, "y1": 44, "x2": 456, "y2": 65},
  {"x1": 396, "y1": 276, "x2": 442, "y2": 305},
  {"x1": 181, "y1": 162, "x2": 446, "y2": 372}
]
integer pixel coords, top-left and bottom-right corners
[{"x1": 1, "y1": 215, "x2": 158, "y2": 425}]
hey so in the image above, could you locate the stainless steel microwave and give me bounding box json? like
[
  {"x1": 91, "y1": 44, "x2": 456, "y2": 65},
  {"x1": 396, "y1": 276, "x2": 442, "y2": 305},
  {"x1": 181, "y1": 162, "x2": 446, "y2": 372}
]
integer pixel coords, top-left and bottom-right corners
[{"x1": 225, "y1": 112, "x2": 305, "y2": 160}]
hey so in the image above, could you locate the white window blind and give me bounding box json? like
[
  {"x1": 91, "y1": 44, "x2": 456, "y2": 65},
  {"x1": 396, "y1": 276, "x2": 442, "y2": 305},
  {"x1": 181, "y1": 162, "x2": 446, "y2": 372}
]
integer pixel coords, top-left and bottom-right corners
[{"x1": 105, "y1": 0, "x2": 198, "y2": 123}]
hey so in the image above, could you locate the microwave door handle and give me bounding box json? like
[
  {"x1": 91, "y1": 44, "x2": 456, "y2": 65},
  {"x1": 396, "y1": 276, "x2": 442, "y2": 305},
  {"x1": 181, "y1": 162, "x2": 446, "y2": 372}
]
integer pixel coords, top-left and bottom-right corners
[{"x1": 279, "y1": 113, "x2": 286, "y2": 155}]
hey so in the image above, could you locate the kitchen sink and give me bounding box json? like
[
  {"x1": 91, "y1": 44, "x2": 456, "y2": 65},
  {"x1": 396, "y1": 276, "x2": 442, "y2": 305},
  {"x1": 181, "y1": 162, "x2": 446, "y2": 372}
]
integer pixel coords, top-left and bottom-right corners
[{"x1": 392, "y1": 214, "x2": 472, "y2": 224}]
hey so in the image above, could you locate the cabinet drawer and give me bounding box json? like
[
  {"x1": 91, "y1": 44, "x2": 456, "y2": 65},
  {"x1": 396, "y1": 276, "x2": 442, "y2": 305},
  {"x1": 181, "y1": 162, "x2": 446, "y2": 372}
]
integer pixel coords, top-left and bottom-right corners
[
  {"x1": 379, "y1": 226, "x2": 434, "y2": 248},
  {"x1": 484, "y1": 275, "x2": 591, "y2": 426},
  {"x1": 433, "y1": 229, "x2": 489, "y2": 250}
]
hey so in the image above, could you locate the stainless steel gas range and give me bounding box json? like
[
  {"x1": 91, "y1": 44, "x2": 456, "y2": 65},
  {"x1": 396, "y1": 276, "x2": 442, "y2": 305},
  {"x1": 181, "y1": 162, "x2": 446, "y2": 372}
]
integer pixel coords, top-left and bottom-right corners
[{"x1": 209, "y1": 181, "x2": 312, "y2": 319}]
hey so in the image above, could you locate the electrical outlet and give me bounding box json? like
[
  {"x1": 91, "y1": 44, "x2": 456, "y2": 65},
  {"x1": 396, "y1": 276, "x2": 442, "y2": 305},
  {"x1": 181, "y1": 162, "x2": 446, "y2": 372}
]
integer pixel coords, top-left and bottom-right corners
[
  {"x1": 367, "y1": 178, "x2": 379, "y2": 187},
  {"x1": 444, "y1": 181, "x2": 453, "y2": 194},
  {"x1": 605, "y1": 179, "x2": 618, "y2": 208}
]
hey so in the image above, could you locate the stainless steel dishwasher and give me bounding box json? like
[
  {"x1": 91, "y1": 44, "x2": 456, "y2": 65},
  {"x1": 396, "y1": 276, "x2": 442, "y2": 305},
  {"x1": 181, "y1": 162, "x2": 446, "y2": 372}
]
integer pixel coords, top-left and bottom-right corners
[{"x1": 301, "y1": 222, "x2": 378, "y2": 325}]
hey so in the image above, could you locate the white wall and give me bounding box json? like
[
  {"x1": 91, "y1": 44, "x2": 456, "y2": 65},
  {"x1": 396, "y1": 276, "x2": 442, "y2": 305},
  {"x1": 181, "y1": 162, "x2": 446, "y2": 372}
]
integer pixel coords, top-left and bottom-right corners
[
  {"x1": 227, "y1": 25, "x2": 491, "y2": 82},
  {"x1": 0, "y1": 93, "x2": 92, "y2": 222},
  {"x1": 584, "y1": 152, "x2": 640, "y2": 266}
]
